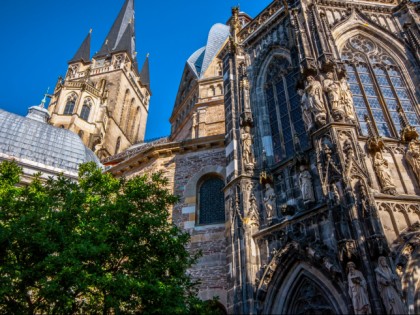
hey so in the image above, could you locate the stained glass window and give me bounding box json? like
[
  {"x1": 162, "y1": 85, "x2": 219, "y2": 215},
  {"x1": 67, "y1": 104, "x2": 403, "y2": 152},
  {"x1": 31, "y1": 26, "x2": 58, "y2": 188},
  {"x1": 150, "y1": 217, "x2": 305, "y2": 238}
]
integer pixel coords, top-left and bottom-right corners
[
  {"x1": 265, "y1": 61, "x2": 308, "y2": 163},
  {"x1": 342, "y1": 35, "x2": 420, "y2": 137},
  {"x1": 198, "y1": 176, "x2": 225, "y2": 225}
]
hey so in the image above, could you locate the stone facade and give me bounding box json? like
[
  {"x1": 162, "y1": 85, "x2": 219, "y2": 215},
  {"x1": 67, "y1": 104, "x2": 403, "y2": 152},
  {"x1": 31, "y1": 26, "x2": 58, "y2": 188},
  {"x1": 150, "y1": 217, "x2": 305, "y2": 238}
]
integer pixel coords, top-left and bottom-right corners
[{"x1": 106, "y1": 0, "x2": 420, "y2": 314}]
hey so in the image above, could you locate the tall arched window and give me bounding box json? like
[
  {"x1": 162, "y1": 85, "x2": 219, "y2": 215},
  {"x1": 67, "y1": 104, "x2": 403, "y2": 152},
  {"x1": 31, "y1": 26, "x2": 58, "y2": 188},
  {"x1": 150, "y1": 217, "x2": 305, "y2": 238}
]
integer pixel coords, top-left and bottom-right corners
[
  {"x1": 341, "y1": 35, "x2": 420, "y2": 137},
  {"x1": 115, "y1": 137, "x2": 121, "y2": 154},
  {"x1": 80, "y1": 98, "x2": 92, "y2": 121},
  {"x1": 265, "y1": 58, "x2": 309, "y2": 163},
  {"x1": 64, "y1": 94, "x2": 77, "y2": 115},
  {"x1": 197, "y1": 175, "x2": 225, "y2": 225},
  {"x1": 120, "y1": 90, "x2": 130, "y2": 124}
]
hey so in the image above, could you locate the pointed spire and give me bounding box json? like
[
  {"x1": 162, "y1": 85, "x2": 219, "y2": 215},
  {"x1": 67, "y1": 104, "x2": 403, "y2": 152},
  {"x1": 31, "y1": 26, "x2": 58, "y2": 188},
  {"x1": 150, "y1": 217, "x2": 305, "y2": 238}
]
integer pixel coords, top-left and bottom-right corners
[
  {"x1": 69, "y1": 30, "x2": 92, "y2": 64},
  {"x1": 139, "y1": 54, "x2": 151, "y2": 94},
  {"x1": 94, "y1": 0, "x2": 136, "y2": 59}
]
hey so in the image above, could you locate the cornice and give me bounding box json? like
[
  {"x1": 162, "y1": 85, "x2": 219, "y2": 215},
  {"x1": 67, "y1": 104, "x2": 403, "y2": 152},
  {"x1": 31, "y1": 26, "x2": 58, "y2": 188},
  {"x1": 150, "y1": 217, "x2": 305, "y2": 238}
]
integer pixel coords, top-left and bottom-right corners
[{"x1": 107, "y1": 134, "x2": 225, "y2": 176}]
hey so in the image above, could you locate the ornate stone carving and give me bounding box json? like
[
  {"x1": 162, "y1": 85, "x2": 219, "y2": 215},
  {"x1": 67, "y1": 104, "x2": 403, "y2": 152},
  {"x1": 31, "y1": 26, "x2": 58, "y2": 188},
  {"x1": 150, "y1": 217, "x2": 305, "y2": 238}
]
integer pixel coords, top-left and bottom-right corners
[
  {"x1": 373, "y1": 151, "x2": 396, "y2": 195},
  {"x1": 303, "y1": 76, "x2": 327, "y2": 126},
  {"x1": 263, "y1": 183, "x2": 276, "y2": 221},
  {"x1": 375, "y1": 256, "x2": 406, "y2": 315},
  {"x1": 246, "y1": 193, "x2": 260, "y2": 227},
  {"x1": 298, "y1": 165, "x2": 315, "y2": 204},
  {"x1": 406, "y1": 140, "x2": 420, "y2": 185},
  {"x1": 347, "y1": 261, "x2": 371, "y2": 314},
  {"x1": 323, "y1": 72, "x2": 344, "y2": 120}
]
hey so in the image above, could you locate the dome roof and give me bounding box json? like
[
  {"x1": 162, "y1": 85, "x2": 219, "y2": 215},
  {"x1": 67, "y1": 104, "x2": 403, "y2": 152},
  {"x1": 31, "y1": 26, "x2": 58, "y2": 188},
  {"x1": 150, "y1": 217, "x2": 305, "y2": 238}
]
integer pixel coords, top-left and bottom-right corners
[
  {"x1": 187, "y1": 23, "x2": 230, "y2": 78},
  {"x1": 0, "y1": 109, "x2": 101, "y2": 174}
]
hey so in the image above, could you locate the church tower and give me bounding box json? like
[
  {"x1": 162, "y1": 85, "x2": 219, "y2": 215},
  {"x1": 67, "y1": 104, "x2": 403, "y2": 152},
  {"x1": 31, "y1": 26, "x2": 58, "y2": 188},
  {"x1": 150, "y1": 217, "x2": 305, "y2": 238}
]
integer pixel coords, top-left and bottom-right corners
[{"x1": 48, "y1": 0, "x2": 151, "y2": 159}]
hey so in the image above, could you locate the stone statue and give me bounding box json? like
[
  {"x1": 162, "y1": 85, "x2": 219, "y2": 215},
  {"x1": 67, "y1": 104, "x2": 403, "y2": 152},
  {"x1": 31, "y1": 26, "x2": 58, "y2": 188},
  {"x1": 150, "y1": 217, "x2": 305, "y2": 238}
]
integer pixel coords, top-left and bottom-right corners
[
  {"x1": 304, "y1": 76, "x2": 327, "y2": 126},
  {"x1": 298, "y1": 166, "x2": 315, "y2": 204},
  {"x1": 406, "y1": 140, "x2": 420, "y2": 185},
  {"x1": 375, "y1": 256, "x2": 406, "y2": 314},
  {"x1": 241, "y1": 125, "x2": 254, "y2": 166},
  {"x1": 347, "y1": 262, "x2": 371, "y2": 314},
  {"x1": 373, "y1": 152, "x2": 396, "y2": 193},
  {"x1": 263, "y1": 183, "x2": 276, "y2": 220},
  {"x1": 340, "y1": 77, "x2": 356, "y2": 121},
  {"x1": 299, "y1": 89, "x2": 314, "y2": 132},
  {"x1": 323, "y1": 72, "x2": 344, "y2": 119}
]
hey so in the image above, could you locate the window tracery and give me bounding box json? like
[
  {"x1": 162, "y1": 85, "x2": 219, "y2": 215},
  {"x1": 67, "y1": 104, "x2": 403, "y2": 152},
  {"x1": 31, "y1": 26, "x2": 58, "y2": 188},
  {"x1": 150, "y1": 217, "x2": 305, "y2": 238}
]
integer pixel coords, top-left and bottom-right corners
[
  {"x1": 64, "y1": 94, "x2": 77, "y2": 115},
  {"x1": 341, "y1": 35, "x2": 420, "y2": 138}
]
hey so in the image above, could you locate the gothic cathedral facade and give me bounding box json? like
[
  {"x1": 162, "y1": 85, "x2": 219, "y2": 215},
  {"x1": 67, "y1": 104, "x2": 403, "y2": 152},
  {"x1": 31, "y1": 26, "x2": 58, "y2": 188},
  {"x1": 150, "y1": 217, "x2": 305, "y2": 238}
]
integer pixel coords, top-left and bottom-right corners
[
  {"x1": 48, "y1": 0, "x2": 151, "y2": 159},
  {"x1": 105, "y1": 0, "x2": 420, "y2": 314}
]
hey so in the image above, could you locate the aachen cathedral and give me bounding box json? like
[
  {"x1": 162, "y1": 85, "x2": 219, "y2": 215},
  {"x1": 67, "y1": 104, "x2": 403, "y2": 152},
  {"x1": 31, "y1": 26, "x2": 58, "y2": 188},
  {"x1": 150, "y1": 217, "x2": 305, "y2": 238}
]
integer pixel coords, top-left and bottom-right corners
[{"x1": 1, "y1": 0, "x2": 419, "y2": 313}]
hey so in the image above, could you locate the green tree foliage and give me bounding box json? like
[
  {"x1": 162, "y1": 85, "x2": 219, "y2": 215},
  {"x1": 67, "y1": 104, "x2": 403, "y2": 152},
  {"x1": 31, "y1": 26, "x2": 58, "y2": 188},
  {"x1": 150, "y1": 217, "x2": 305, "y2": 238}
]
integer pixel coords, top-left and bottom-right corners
[{"x1": 0, "y1": 161, "x2": 208, "y2": 314}]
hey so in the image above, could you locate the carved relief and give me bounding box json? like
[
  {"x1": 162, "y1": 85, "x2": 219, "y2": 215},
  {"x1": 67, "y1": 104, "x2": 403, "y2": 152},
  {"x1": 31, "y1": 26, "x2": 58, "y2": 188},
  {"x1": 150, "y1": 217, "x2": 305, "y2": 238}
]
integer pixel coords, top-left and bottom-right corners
[{"x1": 347, "y1": 261, "x2": 371, "y2": 315}]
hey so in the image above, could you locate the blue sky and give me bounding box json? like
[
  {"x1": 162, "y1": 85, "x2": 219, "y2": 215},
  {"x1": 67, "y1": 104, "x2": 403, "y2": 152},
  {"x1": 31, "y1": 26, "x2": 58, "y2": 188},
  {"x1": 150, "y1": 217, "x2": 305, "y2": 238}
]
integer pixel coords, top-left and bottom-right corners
[{"x1": 0, "y1": 0, "x2": 272, "y2": 140}]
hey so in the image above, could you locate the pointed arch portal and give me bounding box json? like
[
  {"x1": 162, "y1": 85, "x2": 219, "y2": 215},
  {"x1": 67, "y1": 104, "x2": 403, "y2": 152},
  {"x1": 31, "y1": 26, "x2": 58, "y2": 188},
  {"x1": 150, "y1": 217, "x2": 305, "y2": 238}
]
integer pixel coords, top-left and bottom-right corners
[{"x1": 262, "y1": 262, "x2": 348, "y2": 315}]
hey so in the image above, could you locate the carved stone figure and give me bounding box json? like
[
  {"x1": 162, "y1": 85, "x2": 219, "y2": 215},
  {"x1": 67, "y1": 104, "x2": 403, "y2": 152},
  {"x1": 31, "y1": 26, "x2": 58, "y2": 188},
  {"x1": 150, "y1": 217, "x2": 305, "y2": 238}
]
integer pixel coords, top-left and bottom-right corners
[
  {"x1": 263, "y1": 183, "x2": 276, "y2": 220},
  {"x1": 241, "y1": 125, "x2": 254, "y2": 167},
  {"x1": 299, "y1": 89, "x2": 314, "y2": 131},
  {"x1": 373, "y1": 152, "x2": 396, "y2": 194},
  {"x1": 323, "y1": 72, "x2": 344, "y2": 120},
  {"x1": 375, "y1": 256, "x2": 406, "y2": 314},
  {"x1": 304, "y1": 76, "x2": 327, "y2": 126},
  {"x1": 298, "y1": 166, "x2": 315, "y2": 204},
  {"x1": 406, "y1": 140, "x2": 420, "y2": 185},
  {"x1": 340, "y1": 77, "x2": 356, "y2": 121},
  {"x1": 347, "y1": 262, "x2": 371, "y2": 314}
]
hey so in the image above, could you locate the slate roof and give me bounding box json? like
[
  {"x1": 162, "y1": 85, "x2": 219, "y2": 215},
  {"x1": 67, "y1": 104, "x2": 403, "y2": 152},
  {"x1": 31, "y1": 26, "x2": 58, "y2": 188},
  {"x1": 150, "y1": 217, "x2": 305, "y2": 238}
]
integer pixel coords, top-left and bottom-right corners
[
  {"x1": 94, "y1": 0, "x2": 136, "y2": 59},
  {"x1": 139, "y1": 55, "x2": 151, "y2": 94},
  {"x1": 69, "y1": 31, "x2": 91, "y2": 64},
  {"x1": 0, "y1": 109, "x2": 101, "y2": 174}
]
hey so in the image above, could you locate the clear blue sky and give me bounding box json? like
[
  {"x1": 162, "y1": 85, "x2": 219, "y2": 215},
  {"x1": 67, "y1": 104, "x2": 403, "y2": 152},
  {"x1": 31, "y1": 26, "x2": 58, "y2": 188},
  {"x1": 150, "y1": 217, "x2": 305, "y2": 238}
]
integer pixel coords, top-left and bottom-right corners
[{"x1": 0, "y1": 0, "x2": 272, "y2": 140}]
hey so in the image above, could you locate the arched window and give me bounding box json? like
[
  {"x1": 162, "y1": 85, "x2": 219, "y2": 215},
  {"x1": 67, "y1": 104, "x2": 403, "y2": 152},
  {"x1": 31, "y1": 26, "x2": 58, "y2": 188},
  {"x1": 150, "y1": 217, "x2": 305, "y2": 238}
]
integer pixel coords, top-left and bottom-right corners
[
  {"x1": 197, "y1": 175, "x2": 225, "y2": 225},
  {"x1": 264, "y1": 58, "x2": 309, "y2": 163},
  {"x1": 208, "y1": 86, "x2": 215, "y2": 97},
  {"x1": 216, "y1": 84, "x2": 223, "y2": 95},
  {"x1": 78, "y1": 130, "x2": 84, "y2": 139},
  {"x1": 130, "y1": 107, "x2": 140, "y2": 139},
  {"x1": 120, "y1": 89, "x2": 130, "y2": 124},
  {"x1": 64, "y1": 94, "x2": 77, "y2": 115},
  {"x1": 341, "y1": 35, "x2": 420, "y2": 137},
  {"x1": 80, "y1": 98, "x2": 92, "y2": 121},
  {"x1": 115, "y1": 137, "x2": 121, "y2": 154}
]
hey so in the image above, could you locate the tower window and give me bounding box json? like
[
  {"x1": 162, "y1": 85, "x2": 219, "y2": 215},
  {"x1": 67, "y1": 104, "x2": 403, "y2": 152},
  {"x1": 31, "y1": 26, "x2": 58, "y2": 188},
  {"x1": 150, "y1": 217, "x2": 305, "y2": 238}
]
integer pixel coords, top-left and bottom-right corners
[
  {"x1": 64, "y1": 94, "x2": 77, "y2": 115},
  {"x1": 197, "y1": 175, "x2": 225, "y2": 225},
  {"x1": 80, "y1": 98, "x2": 92, "y2": 121}
]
